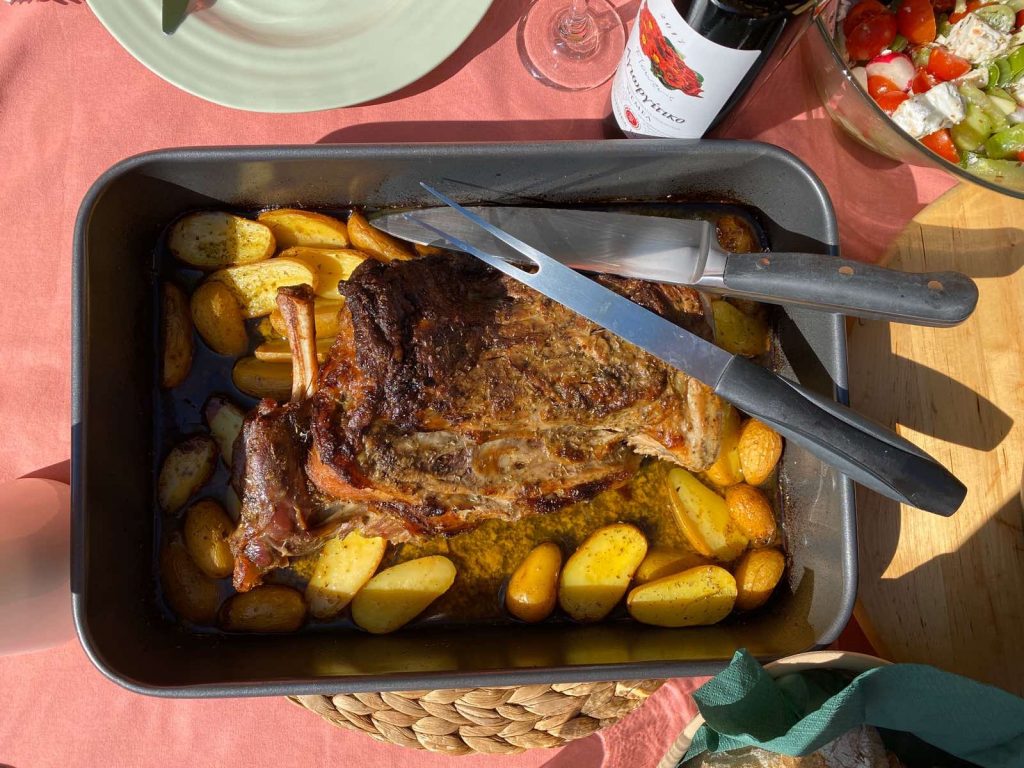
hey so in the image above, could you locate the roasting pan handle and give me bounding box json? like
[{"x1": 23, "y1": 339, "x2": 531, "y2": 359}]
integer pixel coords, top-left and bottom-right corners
[{"x1": 714, "y1": 357, "x2": 966, "y2": 516}]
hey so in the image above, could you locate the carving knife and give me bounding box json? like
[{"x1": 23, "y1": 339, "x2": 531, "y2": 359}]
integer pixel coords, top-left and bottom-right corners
[
  {"x1": 409, "y1": 183, "x2": 967, "y2": 517},
  {"x1": 373, "y1": 206, "x2": 976, "y2": 327}
]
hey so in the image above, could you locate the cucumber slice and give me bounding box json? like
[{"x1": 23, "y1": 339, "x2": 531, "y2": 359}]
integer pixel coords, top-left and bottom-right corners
[
  {"x1": 891, "y1": 34, "x2": 909, "y2": 52},
  {"x1": 987, "y1": 92, "x2": 1018, "y2": 114},
  {"x1": 963, "y1": 155, "x2": 1024, "y2": 187},
  {"x1": 988, "y1": 63, "x2": 1001, "y2": 88},
  {"x1": 974, "y1": 4, "x2": 1016, "y2": 32},
  {"x1": 912, "y1": 47, "x2": 932, "y2": 68},
  {"x1": 1009, "y1": 48, "x2": 1024, "y2": 78},
  {"x1": 952, "y1": 103, "x2": 995, "y2": 151},
  {"x1": 960, "y1": 83, "x2": 1010, "y2": 131},
  {"x1": 984, "y1": 124, "x2": 1024, "y2": 158},
  {"x1": 1004, "y1": 0, "x2": 1024, "y2": 12}
]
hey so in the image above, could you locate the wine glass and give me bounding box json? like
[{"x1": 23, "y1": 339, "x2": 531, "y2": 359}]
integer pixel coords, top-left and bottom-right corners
[{"x1": 517, "y1": 0, "x2": 628, "y2": 91}]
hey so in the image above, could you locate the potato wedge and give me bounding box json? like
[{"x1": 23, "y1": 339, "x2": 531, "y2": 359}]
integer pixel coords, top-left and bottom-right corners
[
  {"x1": 351, "y1": 555, "x2": 456, "y2": 634},
  {"x1": 232, "y1": 357, "x2": 292, "y2": 401},
  {"x1": 254, "y1": 337, "x2": 335, "y2": 364},
  {"x1": 183, "y1": 499, "x2": 234, "y2": 579},
  {"x1": 270, "y1": 297, "x2": 344, "y2": 339},
  {"x1": 634, "y1": 547, "x2": 710, "y2": 585},
  {"x1": 161, "y1": 283, "x2": 194, "y2": 388},
  {"x1": 737, "y1": 419, "x2": 783, "y2": 486},
  {"x1": 168, "y1": 212, "x2": 275, "y2": 270},
  {"x1": 254, "y1": 317, "x2": 282, "y2": 341},
  {"x1": 627, "y1": 565, "x2": 737, "y2": 627},
  {"x1": 733, "y1": 548, "x2": 785, "y2": 611},
  {"x1": 280, "y1": 247, "x2": 366, "y2": 300},
  {"x1": 160, "y1": 539, "x2": 221, "y2": 625},
  {"x1": 348, "y1": 211, "x2": 414, "y2": 262},
  {"x1": 305, "y1": 532, "x2": 388, "y2": 619},
  {"x1": 158, "y1": 435, "x2": 218, "y2": 514},
  {"x1": 506, "y1": 541, "x2": 562, "y2": 623},
  {"x1": 712, "y1": 299, "x2": 769, "y2": 357},
  {"x1": 209, "y1": 257, "x2": 316, "y2": 318},
  {"x1": 665, "y1": 467, "x2": 748, "y2": 563},
  {"x1": 414, "y1": 243, "x2": 444, "y2": 257},
  {"x1": 257, "y1": 208, "x2": 349, "y2": 250},
  {"x1": 203, "y1": 395, "x2": 245, "y2": 468},
  {"x1": 704, "y1": 405, "x2": 744, "y2": 487},
  {"x1": 558, "y1": 523, "x2": 647, "y2": 622},
  {"x1": 191, "y1": 280, "x2": 248, "y2": 356},
  {"x1": 221, "y1": 585, "x2": 307, "y2": 632},
  {"x1": 725, "y1": 484, "x2": 777, "y2": 547}
]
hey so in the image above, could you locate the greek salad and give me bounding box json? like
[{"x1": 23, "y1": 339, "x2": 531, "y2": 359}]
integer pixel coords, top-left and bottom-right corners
[{"x1": 838, "y1": 0, "x2": 1024, "y2": 184}]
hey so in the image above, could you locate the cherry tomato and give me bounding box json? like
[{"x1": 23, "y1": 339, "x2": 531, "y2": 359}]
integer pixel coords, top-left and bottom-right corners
[
  {"x1": 927, "y1": 47, "x2": 972, "y2": 80},
  {"x1": 846, "y1": 12, "x2": 898, "y2": 61},
  {"x1": 949, "y1": 0, "x2": 984, "y2": 23},
  {"x1": 868, "y1": 75, "x2": 903, "y2": 98},
  {"x1": 912, "y1": 67, "x2": 939, "y2": 93},
  {"x1": 844, "y1": 0, "x2": 889, "y2": 34},
  {"x1": 1017, "y1": 9, "x2": 1024, "y2": 29},
  {"x1": 897, "y1": 0, "x2": 938, "y2": 42},
  {"x1": 921, "y1": 129, "x2": 960, "y2": 164},
  {"x1": 1017, "y1": 150, "x2": 1024, "y2": 163},
  {"x1": 875, "y1": 90, "x2": 910, "y2": 112}
]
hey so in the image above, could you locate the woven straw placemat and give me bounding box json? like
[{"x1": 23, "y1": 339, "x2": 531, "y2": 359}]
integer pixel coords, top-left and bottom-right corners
[{"x1": 291, "y1": 679, "x2": 665, "y2": 755}]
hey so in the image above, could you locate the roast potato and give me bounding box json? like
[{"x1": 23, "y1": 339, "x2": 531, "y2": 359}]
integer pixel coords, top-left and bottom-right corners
[
  {"x1": 351, "y1": 555, "x2": 456, "y2": 634},
  {"x1": 712, "y1": 299, "x2": 769, "y2": 357},
  {"x1": 183, "y1": 499, "x2": 234, "y2": 579},
  {"x1": 627, "y1": 565, "x2": 737, "y2": 627},
  {"x1": 232, "y1": 357, "x2": 292, "y2": 401},
  {"x1": 203, "y1": 395, "x2": 245, "y2": 468},
  {"x1": 281, "y1": 247, "x2": 366, "y2": 300},
  {"x1": 347, "y1": 211, "x2": 414, "y2": 262},
  {"x1": 558, "y1": 523, "x2": 647, "y2": 622},
  {"x1": 257, "y1": 208, "x2": 349, "y2": 250},
  {"x1": 305, "y1": 531, "x2": 388, "y2": 619},
  {"x1": 157, "y1": 435, "x2": 218, "y2": 514},
  {"x1": 733, "y1": 548, "x2": 785, "y2": 611},
  {"x1": 254, "y1": 317, "x2": 282, "y2": 341},
  {"x1": 665, "y1": 467, "x2": 748, "y2": 563},
  {"x1": 704, "y1": 405, "x2": 744, "y2": 488},
  {"x1": 161, "y1": 283, "x2": 194, "y2": 388},
  {"x1": 168, "y1": 212, "x2": 275, "y2": 270},
  {"x1": 414, "y1": 243, "x2": 444, "y2": 257},
  {"x1": 634, "y1": 547, "x2": 710, "y2": 585},
  {"x1": 725, "y1": 484, "x2": 777, "y2": 546},
  {"x1": 270, "y1": 297, "x2": 344, "y2": 339},
  {"x1": 505, "y1": 541, "x2": 562, "y2": 623},
  {"x1": 221, "y1": 585, "x2": 307, "y2": 632},
  {"x1": 160, "y1": 539, "x2": 221, "y2": 625},
  {"x1": 254, "y1": 337, "x2": 335, "y2": 364},
  {"x1": 191, "y1": 280, "x2": 248, "y2": 357},
  {"x1": 737, "y1": 419, "x2": 783, "y2": 486},
  {"x1": 209, "y1": 257, "x2": 316, "y2": 318}
]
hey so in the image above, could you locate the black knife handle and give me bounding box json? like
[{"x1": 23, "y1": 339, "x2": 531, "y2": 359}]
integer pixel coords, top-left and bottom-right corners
[
  {"x1": 722, "y1": 252, "x2": 978, "y2": 327},
  {"x1": 714, "y1": 357, "x2": 966, "y2": 516}
]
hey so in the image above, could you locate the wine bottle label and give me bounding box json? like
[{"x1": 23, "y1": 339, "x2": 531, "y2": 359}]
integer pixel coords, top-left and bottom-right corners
[{"x1": 611, "y1": 0, "x2": 762, "y2": 138}]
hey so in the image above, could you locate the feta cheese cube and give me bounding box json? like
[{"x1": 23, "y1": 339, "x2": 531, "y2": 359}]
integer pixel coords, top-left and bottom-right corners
[
  {"x1": 890, "y1": 83, "x2": 966, "y2": 138},
  {"x1": 922, "y1": 82, "x2": 966, "y2": 124},
  {"x1": 943, "y1": 14, "x2": 1012, "y2": 63},
  {"x1": 892, "y1": 98, "x2": 944, "y2": 138}
]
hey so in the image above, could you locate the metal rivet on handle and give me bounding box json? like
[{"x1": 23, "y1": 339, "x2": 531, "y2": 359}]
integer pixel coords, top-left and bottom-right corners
[
  {"x1": 838, "y1": 266, "x2": 854, "y2": 277},
  {"x1": 758, "y1": 257, "x2": 770, "y2": 268},
  {"x1": 927, "y1": 280, "x2": 944, "y2": 291}
]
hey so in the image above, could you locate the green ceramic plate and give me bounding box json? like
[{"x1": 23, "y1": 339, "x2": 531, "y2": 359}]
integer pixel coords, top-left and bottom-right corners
[{"x1": 87, "y1": 0, "x2": 494, "y2": 113}]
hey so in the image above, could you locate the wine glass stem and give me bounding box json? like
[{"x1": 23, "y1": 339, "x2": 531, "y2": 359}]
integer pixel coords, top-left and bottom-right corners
[{"x1": 558, "y1": 0, "x2": 598, "y2": 55}]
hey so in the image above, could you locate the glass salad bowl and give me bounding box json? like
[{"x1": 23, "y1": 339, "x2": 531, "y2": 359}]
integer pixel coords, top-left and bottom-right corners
[{"x1": 804, "y1": 14, "x2": 1024, "y2": 199}]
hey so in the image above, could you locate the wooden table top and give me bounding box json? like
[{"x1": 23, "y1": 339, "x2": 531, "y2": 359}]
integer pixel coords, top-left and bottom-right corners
[{"x1": 847, "y1": 182, "x2": 1024, "y2": 696}]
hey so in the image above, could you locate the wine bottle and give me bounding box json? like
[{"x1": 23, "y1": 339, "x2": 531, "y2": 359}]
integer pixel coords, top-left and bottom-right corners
[{"x1": 610, "y1": 0, "x2": 792, "y2": 138}]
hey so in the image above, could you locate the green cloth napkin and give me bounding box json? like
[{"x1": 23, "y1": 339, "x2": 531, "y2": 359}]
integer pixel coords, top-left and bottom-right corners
[{"x1": 682, "y1": 650, "x2": 1024, "y2": 768}]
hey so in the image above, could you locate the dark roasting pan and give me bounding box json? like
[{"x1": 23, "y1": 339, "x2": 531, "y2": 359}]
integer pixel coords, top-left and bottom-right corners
[{"x1": 72, "y1": 141, "x2": 856, "y2": 697}]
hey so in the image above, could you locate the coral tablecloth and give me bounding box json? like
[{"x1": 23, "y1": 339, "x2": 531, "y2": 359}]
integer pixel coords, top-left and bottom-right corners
[{"x1": 0, "y1": 1, "x2": 932, "y2": 765}]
